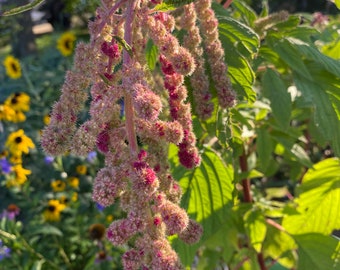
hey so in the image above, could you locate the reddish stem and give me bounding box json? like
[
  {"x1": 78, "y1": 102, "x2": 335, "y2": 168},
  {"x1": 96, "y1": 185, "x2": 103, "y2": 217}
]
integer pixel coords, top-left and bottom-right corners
[
  {"x1": 123, "y1": 0, "x2": 138, "y2": 155},
  {"x1": 223, "y1": 0, "x2": 233, "y2": 9},
  {"x1": 239, "y1": 151, "x2": 252, "y2": 203},
  {"x1": 257, "y1": 253, "x2": 267, "y2": 270}
]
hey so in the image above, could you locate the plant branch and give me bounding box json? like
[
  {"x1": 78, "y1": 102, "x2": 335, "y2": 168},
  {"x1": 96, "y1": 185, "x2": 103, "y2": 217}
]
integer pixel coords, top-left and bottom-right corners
[
  {"x1": 223, "y1": 0, "x2": 233, "y2": 9},
  {"x1": 239, "y1": 149, "x2": 252, "y2": 203},
  {"x1": 124, "y1": 0, "x2": 138, "y2": 155}
]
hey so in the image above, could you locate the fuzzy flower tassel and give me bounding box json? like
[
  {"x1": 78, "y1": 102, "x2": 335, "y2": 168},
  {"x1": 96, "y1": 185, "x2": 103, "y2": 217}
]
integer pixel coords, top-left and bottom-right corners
[{"x1": 41, "y1": 0, "x2": 234, "y2": 269}]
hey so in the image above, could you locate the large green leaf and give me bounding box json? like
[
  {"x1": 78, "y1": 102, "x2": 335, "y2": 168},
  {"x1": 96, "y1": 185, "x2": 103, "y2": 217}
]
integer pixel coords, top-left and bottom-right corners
[
  {"x1": 294, "y1": 234, "x2": 340, "y2": 270},
  {"x1": 262, "y1": 68, "x2": 292, "y2": 129},
  {"x1": 231, "y1": 0, "x2": 258, "y2": 27},
  {"x1": 216, "y1": 15, "x2": 258, "y2": 102},
  {"x1": 169, "y1": 145, "x2": 234, "y2": 266},
  {"x1": 244, "y1": 209, "x2": 267, "y2": 253},
  {"x1": 282, "y1": 158, "x2": 340, "y2": 235},
  {"x1": 294, "y1": 72, "x2": 340, "y2": 157},
  {"x1": 336, "y1": 0, "x2": 340, "y2": 9},
  {"x1": 256, "y1": 126, "x2": 273, "y2": 172},
  {"x1": 263, "y1": 226, "x2": 297, "y2": 269}
]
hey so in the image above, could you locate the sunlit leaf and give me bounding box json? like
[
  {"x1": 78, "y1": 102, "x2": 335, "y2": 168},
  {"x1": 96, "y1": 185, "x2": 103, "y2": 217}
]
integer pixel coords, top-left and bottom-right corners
[
  {"x1": 244, "y1": 209, "x2": 267, "y2": 252},
  {"x1": 282, "y1": 158, "x2": 340, "y2": 235},
  {"x1": 294, "y1": 234, "x2": 340, "y2": 270},
  {"x1": 169, "y1": 145, "x2": 234, "y2": 266},
  {"x1": 145, "y1": 40, "x2": 158, "y2": 71}
]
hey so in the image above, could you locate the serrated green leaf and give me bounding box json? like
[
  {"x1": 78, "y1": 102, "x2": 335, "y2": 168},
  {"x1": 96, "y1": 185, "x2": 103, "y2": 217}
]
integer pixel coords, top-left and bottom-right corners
[
  {"x1": 282, "y1": 158, "x2": 340, "y2": 235},
  {"x1": 170, "y1": 146, "x2": 234, "y2": 266},
  {"x1": 145, "y1": 39, "x2": 158, "y2": 71},
  {"x1": 263, "y1": 226, "x2": 297, "y2": 268},
  {"x1": 262, "y1": 69, "x2": 292, "y2": 129},
  {"x1": 1, "y1": 0, "x2": 45, "y2": 16},
  {"x1": 244, "y1": 209, "x2": 267, "y2": 252},
  {"x1": 294, "y1": 72, "x2": 340, "y2": 157},
  {"x1": 294, "y1": 234, "x2": 340, "y2": 270},
  {"x1": 268, "y1": 38, "x2": 313, "y2": 80},
  {"x1": 231, "y1": 0, "x2": 258, "y2": 26}
]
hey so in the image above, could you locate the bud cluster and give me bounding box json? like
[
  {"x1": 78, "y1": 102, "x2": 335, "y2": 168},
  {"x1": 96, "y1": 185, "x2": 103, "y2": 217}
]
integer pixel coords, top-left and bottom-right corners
[{"x1": 41, "y1": 0, "x2": 234, "y2": 269}]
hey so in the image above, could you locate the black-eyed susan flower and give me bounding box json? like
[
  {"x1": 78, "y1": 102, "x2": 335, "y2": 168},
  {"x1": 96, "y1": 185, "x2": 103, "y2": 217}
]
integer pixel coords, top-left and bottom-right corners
[
  {"x1": 6, "y1": 164, "x2": 31, "y2": 187},
  {"x1": 67, "y1": 176, "x2": 79, "y2": 188},
  {"x1": 89, "y1": 223, "x2": 106, "y2": 240},
  {"x1": 0, "y1": 104, "x2": 16, "y2": 122},
  {"x1": 5, "y1": 129, "x2": 35, "y2": 156},
  {"x1": 43, "y1": 200, "x2": 66, "y2": 222},
  {"x1": 51, "y1": 180, "x2": 66, "y2": 192},
  {"x1": 76, "y1": 165, "x2": 87, "y2": 175},
  {"x1": 3, "y1": 55, "x2": 21, "y2": 79},
  {"x1": 57, "y1": 32, "x2": 76, "y2": 56},
  {"x1": 4, "y1": 92, "x2": 30, "y2": 112}
]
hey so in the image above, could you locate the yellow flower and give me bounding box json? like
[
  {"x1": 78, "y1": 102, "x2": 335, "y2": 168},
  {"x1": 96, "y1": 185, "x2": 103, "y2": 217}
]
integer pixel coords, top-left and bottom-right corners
[
  {"x1": 57, "y1": 32, "x2": 76, "y2": 56},
  {"x1": 43, "y1": 200, "x2": 66, "y2": 222},
  {"x1": 76, "y1": 165, "x2": 87, "y2": 175},
  {"x1": 9, "y1": 153, "x2": 22, "y2": 164},
  {"x1": 0, "y1": 104, "x2": 16, "y2": 122},
  {"x1": 6, "y1": 164, "x2": 31, "y2": 187},
  {"x1": 51, "y1": 180, "x2": 66, "y2": 192},
  {"x1": 3, "y1": 55, "x2": 21, "y2": 79},
  {"x1": 43, "y1": 114, "x2": 51, "y2": 125},
  {"x1": 12, "y1": 111, "x2": 26, "y2": 123},
  {"x1": 106, "y1": 214, "x2": 114, "y2": 223},
  {"x1": 5, "y1": 92, "x2": 30, "y2": 112},
  {"x1": 5, "y1": 129, "x2": 35, "y2": 156},
  {"x1": 67, "y1": 176, "x2": 79, "y2": 188},
  {"x1": 71, "y1": 192, "x2": 78, "y2": 202}
]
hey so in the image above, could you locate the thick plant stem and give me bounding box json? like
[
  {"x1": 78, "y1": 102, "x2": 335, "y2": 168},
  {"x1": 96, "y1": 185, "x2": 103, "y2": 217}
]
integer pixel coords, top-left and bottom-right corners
[
  {"x1": 239, "y1": 149, "x2": 267, "y2": 270},
  {"x1": 239, "y1": 150, "x2": 252, "y2": 203},
  {"x1": 124, "y1": 0, "x2": 138, "y2": 155}
]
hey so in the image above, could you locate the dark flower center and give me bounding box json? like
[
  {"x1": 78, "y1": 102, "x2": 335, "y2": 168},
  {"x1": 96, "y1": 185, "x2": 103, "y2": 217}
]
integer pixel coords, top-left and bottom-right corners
[
  {"x1": 15, "y1": 136, "x2": 22, "y2": 144},
  {"x1": 48, "y1": 205, "x2": 56, "y2": 212},
  {"x1": 11, "y1": 62, "x2": 18, "y2": 72}
]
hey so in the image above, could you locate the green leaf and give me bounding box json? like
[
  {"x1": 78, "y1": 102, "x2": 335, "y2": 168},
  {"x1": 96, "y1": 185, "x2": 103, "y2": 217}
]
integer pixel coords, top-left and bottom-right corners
[
  {"x1": 335, "y1": 0, "x2": 340, "y2": 9},
  {"x1": 30, "y1": 224, "x2": 63, "y2": 237},
  {"x1": 262, "y1": 68, "x2": 292, "y2": 129},
  {"x1": 112, "y1": 36, "x2": 133, "y2": 58},
  {"x1": 244, "y1": 209, "x2": 267, "y2": 252},
  {"x1": 294, "y1": 72, "x2": 340, "y2": 157},
  {"x1": 31, "y1": 259, "x2": 45, "y2": 270},
  {"x1": 271, "y1": 131, "x2": 313, "y2": 168},
  {"x1": 163, "y1": 0, "x2": 197, "y2": 7},
  {"x1": 256, "y1": 126, "x2": 273, "y2": 171},
  {"x1": 282, "y1": 158, "x2": 340, "y2": 235},
  {"x1": 153, "y1": 2, "x2": 176, "y2": 12},
  {"x1": 293, "y1": 234, "x2": 340, "y2": 270},
  {"x1": 268, "y1": 38, "x2": 313, "y2": 80},
  {"x1": 231, "y1": 0, "x2": 258, "y2": 26},
  {"x1": 263, "y1": 226, "x2": 297, "y2": 268},
  {"x1": 217, "y1": 16, "x2": 259, "y2": 56},
  {"x1": 1, "y1": 0, "x2": 45, "y2": 16},
  {"x1": 170, "y1": 146, "x2": 234, "y2": 266},
  {"x1": 145, "y1": 40, "x2": 158, "y2": 71}
]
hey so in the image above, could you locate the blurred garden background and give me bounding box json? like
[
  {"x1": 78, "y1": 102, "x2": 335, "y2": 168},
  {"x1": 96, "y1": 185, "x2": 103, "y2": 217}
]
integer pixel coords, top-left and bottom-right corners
[{"x1": 1, "y1": 0, "x2": 340, "y2": 270}]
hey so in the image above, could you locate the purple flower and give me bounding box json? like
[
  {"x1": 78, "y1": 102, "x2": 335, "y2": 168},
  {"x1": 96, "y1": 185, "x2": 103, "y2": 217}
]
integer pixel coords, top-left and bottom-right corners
[
  {"x1": 44, "y1": 156, "x2": 54, "y2": 165},
  {"x1": 87, "y1": 151, "x2": 97, "y2": 163},
  {"x1": 96, "y1": 203, "x2": 105, "y2": 212},
  {"x1": 0, "y1": 240, "x2": 11, "y2": 261},
  {"x1": 0, "y1": 158, "x2": 11, "y2": 174}
]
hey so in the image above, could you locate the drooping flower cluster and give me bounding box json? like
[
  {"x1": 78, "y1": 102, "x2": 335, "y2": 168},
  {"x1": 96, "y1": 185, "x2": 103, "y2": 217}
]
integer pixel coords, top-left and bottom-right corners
[{"x1": 41, "y1": 0, "x2": 235, "y2": 268}]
